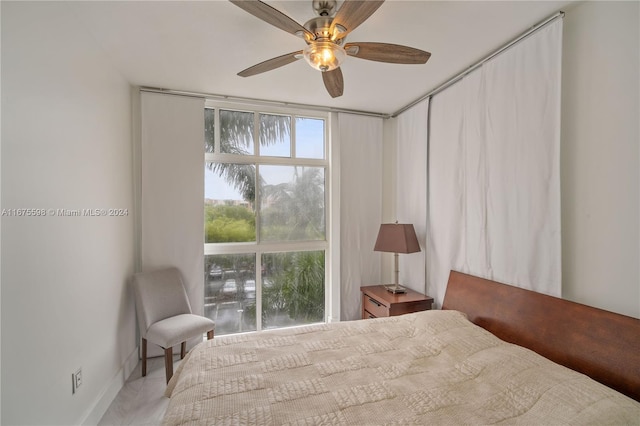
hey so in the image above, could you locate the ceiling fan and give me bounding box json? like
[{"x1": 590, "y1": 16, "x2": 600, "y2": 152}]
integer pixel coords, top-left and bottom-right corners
[{"x1": 230, "y1": 0, "x2": 431, "y2": 98}]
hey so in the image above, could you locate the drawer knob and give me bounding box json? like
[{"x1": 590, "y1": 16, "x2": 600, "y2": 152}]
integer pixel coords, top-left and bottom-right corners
[{"x1": 368, "y1": 297, "x2": 382, "y2": 307}]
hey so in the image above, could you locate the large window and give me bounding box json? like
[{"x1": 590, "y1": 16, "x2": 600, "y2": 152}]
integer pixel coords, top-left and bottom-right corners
[{"x1": 204, "y1": 104, "x2": 329, "y2": 335}]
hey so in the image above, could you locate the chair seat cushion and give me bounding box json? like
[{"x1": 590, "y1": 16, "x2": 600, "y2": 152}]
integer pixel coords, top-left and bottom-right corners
[{"x1": 146, "y1": 314, "x2": 215, "y2": 349}]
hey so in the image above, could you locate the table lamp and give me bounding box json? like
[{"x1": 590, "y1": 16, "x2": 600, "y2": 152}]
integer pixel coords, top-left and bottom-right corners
[{"x1": 374, "y1": 222, "x2": 421, "y2": 293}]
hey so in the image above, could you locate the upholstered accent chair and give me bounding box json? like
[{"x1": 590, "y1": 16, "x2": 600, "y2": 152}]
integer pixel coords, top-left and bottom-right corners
[{"x1": 132, "y1": 267, "x2": 215, "y2": 383}]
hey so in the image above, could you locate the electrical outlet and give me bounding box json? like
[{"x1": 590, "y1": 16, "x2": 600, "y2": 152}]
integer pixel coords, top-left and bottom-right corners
[{"x1": 72, "y1": 368, "x2": 82, "y2": 394}]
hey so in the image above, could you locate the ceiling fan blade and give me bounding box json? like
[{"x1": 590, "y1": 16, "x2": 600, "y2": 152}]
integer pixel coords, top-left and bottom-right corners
[
  {"x1": 322, "y1": 68, "x2": 344, "y2": 98},
  {"x1": 229, "y1": 0, "x2": 315, "y2": 40},
  {"x1": 330, "y1": 0, "x2": 385, "y2": 40},
  {"x1": 344, "y1": 42, "x2": 431, "y2": 64},
  {"x1": 238, "y1": 51, "x2": 303, "y2": 77}
]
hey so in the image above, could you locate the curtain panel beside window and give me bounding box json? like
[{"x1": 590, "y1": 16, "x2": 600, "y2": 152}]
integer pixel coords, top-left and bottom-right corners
[
  {"x1": 139, "y1": 92, "x2": 206, "y2": 353},
  {"x1": 426, "y1": 19, "x2": 563, "y2": 306},
  {"x1": 338, "y1": 113, "x2": 384, "y2": 321},
  {"x1": 395, "y1": 99, "x2": 429, "y2": 295}
]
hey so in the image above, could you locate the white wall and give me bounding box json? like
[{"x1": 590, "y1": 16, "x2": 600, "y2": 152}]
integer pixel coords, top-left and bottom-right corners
[
  {"x1": 561, "y1": 1, "x2": 640, "y2": 318},
  {"x1": 1, "y1": 3, "x2": 136, "y2": 425}
]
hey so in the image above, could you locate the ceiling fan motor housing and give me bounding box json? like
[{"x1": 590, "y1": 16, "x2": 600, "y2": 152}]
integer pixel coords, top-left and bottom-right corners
[
  {"x1": 312, "y1": 0, "x2": 337, "y2": 17},
  {"x1": 303, "y1": 16, "x2": 345, "y2": 45}
]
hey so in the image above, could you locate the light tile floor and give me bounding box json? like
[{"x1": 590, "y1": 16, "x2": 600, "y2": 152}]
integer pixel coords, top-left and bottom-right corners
[{"x1": 98, "y1": 357, "x2": 180, "y2": 426}]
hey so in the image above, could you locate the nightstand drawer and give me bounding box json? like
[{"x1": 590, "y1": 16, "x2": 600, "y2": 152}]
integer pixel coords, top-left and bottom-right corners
[
  {"x1": 360, "y1": 285, "x2": 433, "y2": 320},
  {"x1": 363, "y1": 294, "x2": 389, "y2": 318}
]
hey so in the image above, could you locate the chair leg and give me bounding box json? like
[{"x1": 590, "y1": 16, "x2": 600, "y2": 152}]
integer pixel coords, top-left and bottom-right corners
[
  {"x1": 207, "y1": 330, "x2": 214, "y2": 340},
  {"x1": 181, "y1": 342, "x2": 186, "y2": 359},
  {"x1": 141, "y1": 338, "x2": 147, "y2": 377},
  {"x1": 164, "y1": 347, "x2": 174, "y2": 384}
]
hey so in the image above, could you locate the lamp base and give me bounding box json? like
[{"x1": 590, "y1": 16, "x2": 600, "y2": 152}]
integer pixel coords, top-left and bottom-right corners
[{"x1": 385, "y1": 285, "x2": 407, "y2": 294}]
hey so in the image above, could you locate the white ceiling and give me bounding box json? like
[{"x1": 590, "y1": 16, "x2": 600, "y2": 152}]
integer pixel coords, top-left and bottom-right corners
[{"x1": 68, "y1": 0, "x2": 573, "y2": 115}]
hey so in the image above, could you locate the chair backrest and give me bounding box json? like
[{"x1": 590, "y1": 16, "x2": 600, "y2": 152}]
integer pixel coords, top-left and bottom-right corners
[{"x1": 132, "y1": 267, "x2": 193, "y2": 337}]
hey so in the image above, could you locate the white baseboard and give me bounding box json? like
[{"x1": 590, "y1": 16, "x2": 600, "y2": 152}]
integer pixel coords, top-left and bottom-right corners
[{"x1": 81, "y1": 346, "x2": 139, "y2": 425}]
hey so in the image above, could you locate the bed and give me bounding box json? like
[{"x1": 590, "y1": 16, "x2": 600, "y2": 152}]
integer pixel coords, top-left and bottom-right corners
[{"x1": 163, "y1": 271, "x2": 640, "y2": 425}]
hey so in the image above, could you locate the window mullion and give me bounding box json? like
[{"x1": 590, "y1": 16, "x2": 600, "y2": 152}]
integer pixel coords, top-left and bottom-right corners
[
  {"x1": 256, "y1": 251, "x2": 263, "y2": 332},
  {"x1": 291, "y1": 114, "x2": 296, "y2": 159},
  {"x1": 255, "y1": 163, "x2": 261, "y2": 245},
  {"x1": 214, "y1": 108, "x2": 220, "y2": 153},
  {"x1": 254, "y1": 111, "x2": 263, "y2": 332},
  {"x1": 254, "y1": 112, "x2": 260, "y2": 156}
]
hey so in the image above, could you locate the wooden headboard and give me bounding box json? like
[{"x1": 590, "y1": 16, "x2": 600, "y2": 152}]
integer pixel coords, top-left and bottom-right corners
[{"x1": 442, "y1": 270, "x2": 640, "y2": 402}]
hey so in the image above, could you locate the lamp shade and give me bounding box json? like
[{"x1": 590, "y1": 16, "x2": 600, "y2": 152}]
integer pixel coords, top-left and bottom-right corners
[{"x1": 374, "y1": 223, "x2": 421, "y2": 254}]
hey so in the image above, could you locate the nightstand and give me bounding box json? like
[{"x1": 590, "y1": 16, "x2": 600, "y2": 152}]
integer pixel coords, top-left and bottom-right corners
[{"x1": 360, "y1": 285, "x2": 433, "y2": 319}]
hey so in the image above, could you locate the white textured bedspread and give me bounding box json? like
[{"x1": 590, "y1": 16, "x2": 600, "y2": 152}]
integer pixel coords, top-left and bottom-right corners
[{"x1": 163, "y1": 310, "x2": 640, "y2": 425}]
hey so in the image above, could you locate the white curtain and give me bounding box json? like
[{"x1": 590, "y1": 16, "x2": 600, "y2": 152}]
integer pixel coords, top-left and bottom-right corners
[
  {"x1": 427, "y1": 19, "x2": 563, "y2": 307},
  {"x1": 139, "y1": 91, "x2": 205, "y2": 352},
  {"x1": 396, "y1": 99, "x2": 429, "y2": 294},
  {"x1": 339, "y1": 113, "x2": 384, "y2": 320}
]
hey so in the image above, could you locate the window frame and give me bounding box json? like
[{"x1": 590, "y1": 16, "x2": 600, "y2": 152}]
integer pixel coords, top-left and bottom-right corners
[{"x1": 203, "y1": 100, "x2": 338, "y2": 331}]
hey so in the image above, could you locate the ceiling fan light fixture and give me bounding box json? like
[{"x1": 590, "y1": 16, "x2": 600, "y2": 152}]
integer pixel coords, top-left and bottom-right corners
[
  {"x1": 230, "y1": 0, "x2": 430, "y2": 98},
  {"x1": 303, "y1": 41, "x2": 346, "y2": 72}
]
